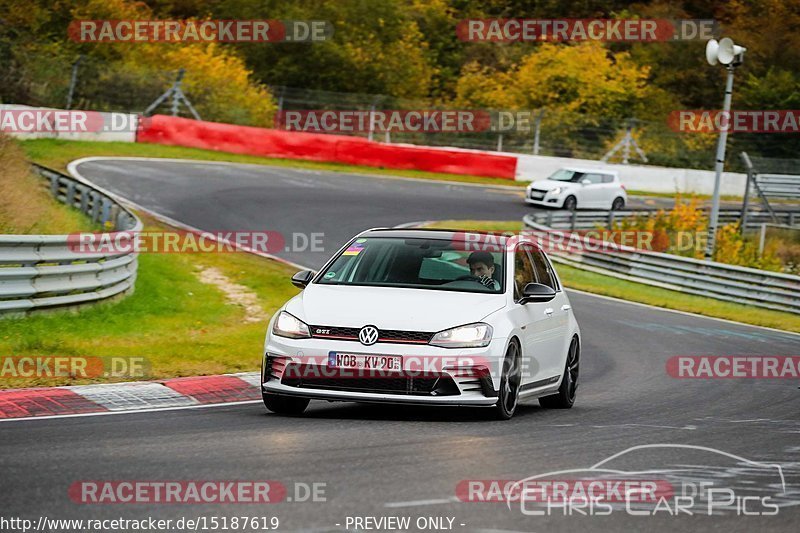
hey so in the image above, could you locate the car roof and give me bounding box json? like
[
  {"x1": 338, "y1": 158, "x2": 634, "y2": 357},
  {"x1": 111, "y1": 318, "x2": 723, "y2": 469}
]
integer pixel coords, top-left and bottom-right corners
[
  {"x1": 560, "y1": 167, "x2": 619, "y2": 176},
  {"x1": 358, "y1": 228, "x2": 507, "y2": 242},
  {"x1": 357, "y1": 228, "x2": 543, "y2": 251}
]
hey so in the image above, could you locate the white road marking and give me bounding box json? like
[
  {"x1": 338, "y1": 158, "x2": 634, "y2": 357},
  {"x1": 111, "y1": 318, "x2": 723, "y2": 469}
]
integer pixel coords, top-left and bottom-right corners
[
  {"x1": 0, "y1": 399, "x2": 262, "y2": 424},
  {"x1": 384, "y1": 497, "x2": 459, "y2": 508}
]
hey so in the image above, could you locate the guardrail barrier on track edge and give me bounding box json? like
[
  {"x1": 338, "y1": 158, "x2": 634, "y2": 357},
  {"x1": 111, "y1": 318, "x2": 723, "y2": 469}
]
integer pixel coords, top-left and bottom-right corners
[
  {"x1": 523, "y1": 212, "x2": 800, "y2": 315},
  {"x1": 0, "y1": 164, "x2": 141, "y2": 318}
]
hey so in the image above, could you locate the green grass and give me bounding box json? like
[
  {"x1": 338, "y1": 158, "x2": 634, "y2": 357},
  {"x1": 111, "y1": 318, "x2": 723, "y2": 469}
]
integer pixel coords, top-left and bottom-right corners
[
  {"x1": 0, "y1": 135, "x2": 99, "y2": 234},
  {"x1": 0, "y1": 215, "x2": 299, "y2": 389},
  {"x1": 424, "y1": 220, "x2": 800, "y2": 333},
  {"x1": 21, "y1": 138, "x2": 526, "y2": 188}
]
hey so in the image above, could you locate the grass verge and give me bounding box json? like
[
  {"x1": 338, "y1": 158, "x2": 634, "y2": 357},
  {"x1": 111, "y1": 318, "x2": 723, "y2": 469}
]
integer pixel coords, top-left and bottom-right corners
[
  {"x1": 2, "y1": 134, "x2": 300, "y2": 388},
  {"x1": 0, "y1": 135, "x2": 98, "y2": 233},
  {"x1": 0, "y1": 213, "x2": 299, "y2": 389},
  {"x1": 424, "y1": 220, "x2": 800, "y2": 333}
]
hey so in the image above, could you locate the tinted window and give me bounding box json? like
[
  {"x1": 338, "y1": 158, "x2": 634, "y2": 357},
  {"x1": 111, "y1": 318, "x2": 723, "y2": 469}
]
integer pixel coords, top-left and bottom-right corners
[
  {"x1": 583, "y1": 173, "x2": 604, "y2": 184},
  {"x1": 601, "y1": 174, "x2": 614, "y2": 183},
  {"x1": 548, "y1": 169, "x2": 584, "y2": 182},
  {"x1": 317, "y1": 237, "x2": 504, "y2": 293},
  {"x1": 529, "y1": 249, "x2": 558, "y2": 290},
  {"x1": 513, "y1": 245, "x2": 536, "y2": 300}
]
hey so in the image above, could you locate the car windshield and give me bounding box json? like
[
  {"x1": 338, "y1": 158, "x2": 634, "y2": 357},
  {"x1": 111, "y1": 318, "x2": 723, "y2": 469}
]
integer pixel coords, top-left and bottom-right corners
[
  {"x1": 316, "y1": 237, "x2": 505, "y2": 293},
  {"x1": 548, "y1": 169, "x2": 584, "y2": 182}
]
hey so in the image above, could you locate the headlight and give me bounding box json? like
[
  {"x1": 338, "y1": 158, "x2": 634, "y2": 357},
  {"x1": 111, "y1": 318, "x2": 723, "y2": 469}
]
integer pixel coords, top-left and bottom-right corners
[
  {"x1": 549, "y1": 187, "x2": 562, "y2": 195},
  {"x1": 272, "y1": 311, "x2": 311, "y2": 339},
  {"x1": 429, "y1": 323, "x2": 493, "y2": 348}
]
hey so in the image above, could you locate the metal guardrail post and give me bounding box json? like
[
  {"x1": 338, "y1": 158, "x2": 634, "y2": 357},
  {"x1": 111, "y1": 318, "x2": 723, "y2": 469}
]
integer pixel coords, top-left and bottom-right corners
[
  {"x1": 570, "y1": 209, "x2": 578, "y2": 232},
  {"x1": 740, "y1": 152, "x2": 753, "y2": 234},
  {"x1": 66, "y1": 181, "x2": 76, "y2": 207},
  {"x1": 100, "y1": 197, "x2": 112, "y2": 226},
  {"x1": 90, "y1": 191, "x2": 100, "y2": 221},
  {"x1": 79, "y1": 185, "x2": 89, "y2": 212}
]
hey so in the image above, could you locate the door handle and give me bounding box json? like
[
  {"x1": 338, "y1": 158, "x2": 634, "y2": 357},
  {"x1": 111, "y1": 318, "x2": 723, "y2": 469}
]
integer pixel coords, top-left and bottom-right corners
[
  {"x1": 561, "y1": 305, "x2": 571, "y2": 311},
  {"x1": 544, "y1": 308, "x2": 554, "y2": 316}
]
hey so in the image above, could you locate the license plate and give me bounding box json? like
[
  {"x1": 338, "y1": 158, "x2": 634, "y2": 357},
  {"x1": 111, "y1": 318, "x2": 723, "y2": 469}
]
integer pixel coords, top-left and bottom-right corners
[
  {"x1": 530, "y1": 191, "x2": 545, "y2": 199},
  {"x1": 328, "y1": 352, "x2": 402, "y2": 371}
]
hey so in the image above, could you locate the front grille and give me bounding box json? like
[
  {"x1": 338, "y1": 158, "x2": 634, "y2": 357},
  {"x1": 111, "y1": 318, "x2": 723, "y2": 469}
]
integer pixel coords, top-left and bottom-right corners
[
  {"x1": 281, "y1": 365, "x2": 460, "y2": 396},
  {"x1": 309, "y1": 325, "x2": 434, "y2": 344},
  {"x1": 530, "y1": 188, "x2": 548, "y2": 199}
]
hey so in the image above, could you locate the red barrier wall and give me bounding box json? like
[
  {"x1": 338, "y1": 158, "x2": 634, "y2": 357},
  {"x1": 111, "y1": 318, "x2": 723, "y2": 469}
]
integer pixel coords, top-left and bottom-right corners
[{"x1": 137, "y1": 115, "x2": 518, "y2": 179}]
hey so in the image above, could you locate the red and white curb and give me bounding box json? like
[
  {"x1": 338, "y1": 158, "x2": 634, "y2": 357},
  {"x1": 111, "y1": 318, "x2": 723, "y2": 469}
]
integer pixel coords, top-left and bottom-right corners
[{"x1": 0, "y1": 372, "x2": 262, "y2": 421}]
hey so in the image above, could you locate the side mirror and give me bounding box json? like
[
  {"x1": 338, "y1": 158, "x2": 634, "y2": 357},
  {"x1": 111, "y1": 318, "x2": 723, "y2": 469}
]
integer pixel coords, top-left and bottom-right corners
[
  {"x1": 291, "y1": 270, "x2": 314, "y2": 289},
  {"x1": 520, "y1": 282, "x2": 556, "y2": 303},
  {"x1": 580, "y1": 178, "x2": 591, "y2": 185}
]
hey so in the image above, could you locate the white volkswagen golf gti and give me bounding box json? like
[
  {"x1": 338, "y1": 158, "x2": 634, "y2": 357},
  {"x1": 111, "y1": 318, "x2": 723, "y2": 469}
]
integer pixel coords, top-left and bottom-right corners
[{"x1": 262, "y1": 228, "x2": 581, "y2": 420}]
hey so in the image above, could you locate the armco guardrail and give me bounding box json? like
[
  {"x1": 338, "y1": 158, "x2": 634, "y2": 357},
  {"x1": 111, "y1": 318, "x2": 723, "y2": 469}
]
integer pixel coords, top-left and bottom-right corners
[
  {"x1": 526, "y1": 209, "x2": 799, "y2": 231},
  {"x1": 0, "y1": 165, "x2": 141, "y2": 316},
  {"x1": 523, "y1": 214, "x2": 800, "y2": 314}
]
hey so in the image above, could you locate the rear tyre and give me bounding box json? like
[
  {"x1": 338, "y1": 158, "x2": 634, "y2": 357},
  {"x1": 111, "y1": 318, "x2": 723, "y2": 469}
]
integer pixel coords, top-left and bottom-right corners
[
  {"x1": 611, "y1": 197, "x2": 625, "y2": 210},
  {"x1": 262, "y1": 392, "x2": 310, "y2": 415},
  {"x1": 563, "y1": 195, "x2": 577, "y2": 211},
  {"x1": 539, "y1": 337, "x2": 579, "y2": 409},
  {"x1": 494, "y1": 341, "x2": 522, "y2": 420}
]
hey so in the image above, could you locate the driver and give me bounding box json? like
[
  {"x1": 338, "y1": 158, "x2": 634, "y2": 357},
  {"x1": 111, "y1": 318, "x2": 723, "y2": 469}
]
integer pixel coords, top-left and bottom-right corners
[{"x1": 466, "y1": 251, "x2": 500, "y2": 290}]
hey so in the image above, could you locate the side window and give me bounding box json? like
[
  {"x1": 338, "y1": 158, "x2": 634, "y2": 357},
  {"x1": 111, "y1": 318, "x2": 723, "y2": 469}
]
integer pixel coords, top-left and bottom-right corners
[
  {"x1": 529, "y1": 249, "x2": 558, "y2": 290},
  {"x1": 584, "y1": 173, "x2": 604, "y2": 185},
  {"x1": 513, "y1": 245, "x2": 536, "y2": 300},
  {"x1": 601, "y1": 174, "x2": 614, "y2": 184}
]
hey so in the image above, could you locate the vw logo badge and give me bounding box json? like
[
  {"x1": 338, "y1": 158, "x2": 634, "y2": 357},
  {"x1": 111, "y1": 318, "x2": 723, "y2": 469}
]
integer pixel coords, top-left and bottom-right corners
[{"x1": 359, "y1": 325, "x2": 379, "y2": 346}]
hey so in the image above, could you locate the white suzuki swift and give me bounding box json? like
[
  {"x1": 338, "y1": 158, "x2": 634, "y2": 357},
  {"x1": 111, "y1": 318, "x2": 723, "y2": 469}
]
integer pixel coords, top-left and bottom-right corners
[
  {"x1": 525, "y1": 167, "x2": 627, "y2": 210},
  {"x1": 262, "y1": 229, "x2": 581, "y2": 420}
]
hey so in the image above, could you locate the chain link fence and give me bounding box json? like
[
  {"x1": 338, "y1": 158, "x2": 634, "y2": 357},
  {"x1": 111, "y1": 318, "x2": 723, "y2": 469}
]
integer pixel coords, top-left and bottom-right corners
[{"x1": 4, "y1": 54, "x2": 793, "y2": 172}]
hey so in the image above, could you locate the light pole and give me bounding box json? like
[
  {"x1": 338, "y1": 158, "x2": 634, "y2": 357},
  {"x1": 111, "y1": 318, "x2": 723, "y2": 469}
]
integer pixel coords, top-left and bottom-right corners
[{"x1": 703, "y1": 38, "x2": 746, "y2": 261}]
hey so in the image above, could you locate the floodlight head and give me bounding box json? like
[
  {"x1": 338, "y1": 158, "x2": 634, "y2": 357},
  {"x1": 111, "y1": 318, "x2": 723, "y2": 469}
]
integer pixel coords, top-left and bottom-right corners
[
  {"x1": 705, "y1": 39, "x2": 719, "y2": 65},
  {"x1": 717, "y1": 37, "x2": 746, "y2": 65}
]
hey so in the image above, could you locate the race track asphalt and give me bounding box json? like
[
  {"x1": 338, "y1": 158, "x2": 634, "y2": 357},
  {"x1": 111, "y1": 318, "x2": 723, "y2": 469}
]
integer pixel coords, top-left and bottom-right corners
[{"x1": 1, "y1": 158, "x2": 798, "y2": 532}]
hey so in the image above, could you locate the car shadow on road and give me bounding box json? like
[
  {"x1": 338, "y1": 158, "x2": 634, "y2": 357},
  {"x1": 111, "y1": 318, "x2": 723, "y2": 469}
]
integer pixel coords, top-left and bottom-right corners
[{"x1": 260, "y1": 400, "x2": 561, "y2": 423}]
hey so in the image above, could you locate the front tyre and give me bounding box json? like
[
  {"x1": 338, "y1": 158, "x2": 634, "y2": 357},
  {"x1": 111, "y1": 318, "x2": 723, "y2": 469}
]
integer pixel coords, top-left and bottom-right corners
[
  {"x1": 494, "y1": 341, "x2": 522, "y2": 420},
  {"x1": 539, "y1": 336, "x2": 579, "y2": 409},
  {"x1": 263, "y1": 392, "x2": 310, "y2": 415}
]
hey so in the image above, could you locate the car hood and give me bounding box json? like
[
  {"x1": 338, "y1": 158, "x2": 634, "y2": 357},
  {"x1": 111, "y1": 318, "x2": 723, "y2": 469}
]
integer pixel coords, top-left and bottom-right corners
[
  {"x1": 285, "y1": 284, "x2": 506, "y2": 331},
  {"x1": 530, "y1": 179, "x2": 576, "y2": 190}
]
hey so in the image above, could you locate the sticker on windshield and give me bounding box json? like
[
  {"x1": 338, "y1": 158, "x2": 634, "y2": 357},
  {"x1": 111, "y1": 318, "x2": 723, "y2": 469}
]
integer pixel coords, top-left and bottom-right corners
[
  {"x1": 343, "y1": 243, "x2": 364, "y2": 256},
  {"x1": 324, "y1": 271, "x2": 336, "y2": 279}
]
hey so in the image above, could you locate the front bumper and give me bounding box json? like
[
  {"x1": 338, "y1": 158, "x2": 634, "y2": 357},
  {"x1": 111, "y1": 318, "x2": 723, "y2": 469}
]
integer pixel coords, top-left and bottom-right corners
[
  {"x1": 262, "y1": 335, "x2": 506, "y2": 406},
  {"x1": 525, "y1": 189, "x2": 563, "y2": 207},
  {"x1": 263, "y1": 381, "x2": 497, "y2": 406}
]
